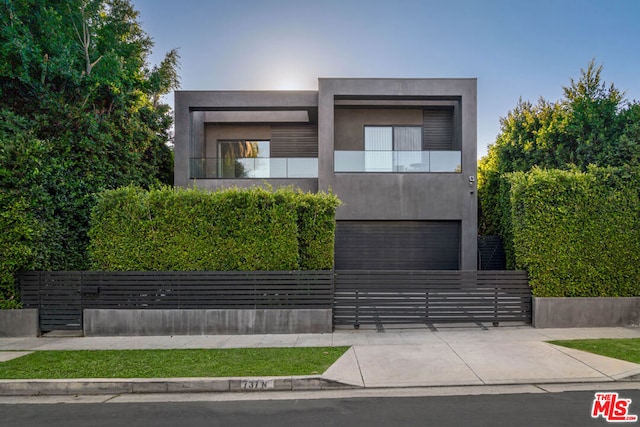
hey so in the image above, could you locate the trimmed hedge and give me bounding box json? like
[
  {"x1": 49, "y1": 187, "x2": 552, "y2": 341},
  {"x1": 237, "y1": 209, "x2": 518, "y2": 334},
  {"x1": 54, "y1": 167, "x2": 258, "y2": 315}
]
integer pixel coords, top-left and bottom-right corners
[
  {"x1": 509, "y1": 166, "x2": 640, "y2": 297},
  {"x1": 88, "y1": 186, "x2": 340, "y2": 271},
  {"x1": 0, "y1": 193, "x2": 40, "y2": 309},
  {"x1": 295, "y1": 192, "x2": 340, "y2": 270}
]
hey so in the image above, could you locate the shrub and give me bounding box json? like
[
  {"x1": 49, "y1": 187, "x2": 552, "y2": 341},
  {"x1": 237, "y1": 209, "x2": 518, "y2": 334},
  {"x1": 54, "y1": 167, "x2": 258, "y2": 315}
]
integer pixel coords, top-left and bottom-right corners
[
  {"x1": 0, "y1": 193, "x2": 41, "y2": 308},
  {"x1": 509, "y1": 166, "x2": 640, "y2": 297},
  {"x1": 89, "y1": 186, "x2": 340, "y2": 271},
  {"x1": 293, "y1": 190, "x2": 340, "y2": 270}
]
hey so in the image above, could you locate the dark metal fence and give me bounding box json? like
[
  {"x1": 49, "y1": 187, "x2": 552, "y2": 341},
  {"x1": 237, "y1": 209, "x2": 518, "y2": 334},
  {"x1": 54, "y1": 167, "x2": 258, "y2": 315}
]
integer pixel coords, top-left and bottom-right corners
[
  {"x1": 19, "y1": 270, "x2": 531, "y2": 332},
  {"x1": 333, "y1": 270, "x2": 531, "y2": 327},
  {"x1": 19, "y1": 272, "x2": 83, "y2": 331},
  {"x1": 18, "y1": 271, "x2": 334, "y2": 332},
  {"x1": 478, "y1": 235, "x2": 507, "y2": 270}
]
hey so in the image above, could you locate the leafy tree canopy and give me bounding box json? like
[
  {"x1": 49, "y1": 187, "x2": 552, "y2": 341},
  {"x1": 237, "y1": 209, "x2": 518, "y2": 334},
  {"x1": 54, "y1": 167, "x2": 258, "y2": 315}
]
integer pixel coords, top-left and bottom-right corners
[
  {"x1": 0, "y1": 0, "x2": 180, "y2": 306},
  {"x1": 479, "y1": 60, "x2": 640, "y2": 235}
]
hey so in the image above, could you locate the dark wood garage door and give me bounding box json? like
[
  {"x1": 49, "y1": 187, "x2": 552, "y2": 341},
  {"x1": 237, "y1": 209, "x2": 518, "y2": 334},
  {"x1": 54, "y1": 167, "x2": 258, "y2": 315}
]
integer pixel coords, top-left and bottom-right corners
[{"x1": 334, "y1": 221, "x2": 460, "y2": 270}]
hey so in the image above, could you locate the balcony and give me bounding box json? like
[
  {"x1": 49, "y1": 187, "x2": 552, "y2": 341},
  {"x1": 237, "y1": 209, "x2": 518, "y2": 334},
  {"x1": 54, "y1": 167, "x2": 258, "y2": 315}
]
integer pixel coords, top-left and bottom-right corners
[
  {"x1": 334, "y1": 150, "x2": 461, "y2": 173},
  {"x1": 189, "y1": 158, "x2": 318, "y2": 179}
]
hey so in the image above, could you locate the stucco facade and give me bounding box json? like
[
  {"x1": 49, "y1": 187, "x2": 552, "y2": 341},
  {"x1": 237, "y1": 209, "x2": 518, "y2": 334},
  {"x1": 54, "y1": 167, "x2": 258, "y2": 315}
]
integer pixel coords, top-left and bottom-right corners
[{"x1": 174, "y1": 78, "x2": 477, "y2": 270}]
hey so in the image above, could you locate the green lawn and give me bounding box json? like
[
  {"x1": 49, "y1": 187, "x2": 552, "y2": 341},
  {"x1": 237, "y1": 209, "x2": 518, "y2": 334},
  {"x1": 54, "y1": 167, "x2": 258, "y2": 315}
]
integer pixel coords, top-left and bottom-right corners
[
  {"x1": 0, "y1": 347, "x2": 349, "y2": 379},
  {"x1": 550, "y1": 338, "x2": 640, "y2": 364}
]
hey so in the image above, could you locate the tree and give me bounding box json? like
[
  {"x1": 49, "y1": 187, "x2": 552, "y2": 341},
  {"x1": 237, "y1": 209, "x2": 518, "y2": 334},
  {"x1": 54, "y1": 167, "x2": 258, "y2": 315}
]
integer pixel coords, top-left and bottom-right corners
[
  {"x1": 0, "y1": 0, "x2": 179, "y2": 306},
  {"x1": 478, "y1": 61, "x2": 640, "y2": 264},
  {"x1": 562, "y1": 61, "x2": 626, "y2": 167}
]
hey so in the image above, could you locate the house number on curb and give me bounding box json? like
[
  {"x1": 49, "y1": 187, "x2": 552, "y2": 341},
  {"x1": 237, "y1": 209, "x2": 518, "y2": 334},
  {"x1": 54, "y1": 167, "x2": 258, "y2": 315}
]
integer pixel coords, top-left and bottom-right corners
[{"x1": 241, "y1": 379, "x2": 274, "y2": 390}]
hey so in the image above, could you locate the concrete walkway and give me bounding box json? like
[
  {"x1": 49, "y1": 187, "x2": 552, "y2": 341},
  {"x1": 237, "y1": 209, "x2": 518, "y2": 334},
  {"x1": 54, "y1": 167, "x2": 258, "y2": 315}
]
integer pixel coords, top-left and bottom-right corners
[{"x1": 1, "y1": 325, "x2": 640, "y2": 395}]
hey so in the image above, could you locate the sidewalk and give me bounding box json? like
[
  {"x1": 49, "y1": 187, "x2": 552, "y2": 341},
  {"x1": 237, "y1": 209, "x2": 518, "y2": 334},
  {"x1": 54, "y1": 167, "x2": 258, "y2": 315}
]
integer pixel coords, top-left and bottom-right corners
[{"x1": 2, "y1": 325, "x2": 640, "y2": 395}]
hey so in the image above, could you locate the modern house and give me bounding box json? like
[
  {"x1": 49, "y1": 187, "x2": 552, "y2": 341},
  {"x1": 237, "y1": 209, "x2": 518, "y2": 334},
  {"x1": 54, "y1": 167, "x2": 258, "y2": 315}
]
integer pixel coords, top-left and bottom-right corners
[
  {"x1": 19, "y1": 78, "x2": 531, "y2": 338},
  {"x1": 174, "y1": 78, "x2": 477, "y2": 271}
]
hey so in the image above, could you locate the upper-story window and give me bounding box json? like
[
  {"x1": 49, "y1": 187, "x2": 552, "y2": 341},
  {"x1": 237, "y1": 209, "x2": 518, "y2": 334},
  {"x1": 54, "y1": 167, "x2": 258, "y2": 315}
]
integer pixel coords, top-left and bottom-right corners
[
  {"x1": 334, "y1": 105, "x2": 461, "y2": 173},
  {"x1": 189, "y1": 122, "x2": 319, "y2": 179},
  {"x1": 364, "y1": 126, "x2": 424, "y2": 172},
  {"x1": 218, "y1": 140, "x2": 270, "y2": 178},
  {"x1": 190, "y1": 138, "x2": 318, "y2": 179}
]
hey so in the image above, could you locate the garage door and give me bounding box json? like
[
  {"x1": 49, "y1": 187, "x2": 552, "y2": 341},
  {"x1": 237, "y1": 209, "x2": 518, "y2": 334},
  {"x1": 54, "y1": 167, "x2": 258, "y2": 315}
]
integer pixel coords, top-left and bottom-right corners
[{"x1": 334, "y1": 221, "x2": 460, "y2": 270}]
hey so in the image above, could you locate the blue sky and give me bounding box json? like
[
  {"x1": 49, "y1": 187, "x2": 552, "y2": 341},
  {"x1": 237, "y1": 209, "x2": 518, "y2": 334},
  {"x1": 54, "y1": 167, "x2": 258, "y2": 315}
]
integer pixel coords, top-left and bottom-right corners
[{"x1": 131, "y1": 0, "x2": 640, "y2": 159}]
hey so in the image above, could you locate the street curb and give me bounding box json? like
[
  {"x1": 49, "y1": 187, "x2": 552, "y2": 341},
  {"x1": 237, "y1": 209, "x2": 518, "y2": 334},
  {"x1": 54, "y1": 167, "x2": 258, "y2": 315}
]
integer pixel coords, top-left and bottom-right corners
[
  {"x1": 0, "y1": 376, "x2": 356, "y2": 396},
  {"x1": 619, "y1": 373, "x2": 640, "y2": 382},
  {"x1": 3, "y1": 376, "x2": 640, "y2": 396}
]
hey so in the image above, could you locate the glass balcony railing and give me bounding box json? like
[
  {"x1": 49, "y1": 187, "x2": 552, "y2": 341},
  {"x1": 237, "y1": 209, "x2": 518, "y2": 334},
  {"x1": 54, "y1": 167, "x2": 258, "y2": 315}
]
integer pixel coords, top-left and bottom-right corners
[
  {"x1": 189, "y1": 158, "x2": 318, "y2": 179},
  {"x1": 334, "y1": 150, "x2": 461, "y2": 173}
]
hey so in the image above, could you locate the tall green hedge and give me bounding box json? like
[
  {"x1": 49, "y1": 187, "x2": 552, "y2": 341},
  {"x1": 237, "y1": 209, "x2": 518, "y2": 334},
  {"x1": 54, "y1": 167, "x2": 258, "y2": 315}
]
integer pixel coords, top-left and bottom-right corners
[
  {"x1": 509, "y1": 166, "x2": 640, "y2": 297},
  {"x1": 294, "y1": 192, "x2": 341, "y2": 270},
  {"x1": 0, "y1": 193, "x2": 40, "y2": 308},
  {"x1": 88, "y1": 186, "x2": 340, "y2": 271}
]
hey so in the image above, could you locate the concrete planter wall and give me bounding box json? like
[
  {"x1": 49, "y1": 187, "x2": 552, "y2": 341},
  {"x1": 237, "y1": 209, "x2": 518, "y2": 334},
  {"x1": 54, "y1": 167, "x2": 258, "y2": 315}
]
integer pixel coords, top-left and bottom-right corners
[
  {"x1": 0, "y1": 309, "x2": 39, "y2": 337},
  {"x1": 533, "y1": 297, "x2": 640, "y2": 328},
  {"x1": 83, "y1": 309, "x2": 332, "y2": 336}
]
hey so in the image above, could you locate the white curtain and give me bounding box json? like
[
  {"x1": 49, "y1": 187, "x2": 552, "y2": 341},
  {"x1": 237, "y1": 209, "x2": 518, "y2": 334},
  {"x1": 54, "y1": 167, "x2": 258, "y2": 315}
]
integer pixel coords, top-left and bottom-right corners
[
  {"x1": 365, "y1": 127, "x2": 392, "y2": 172},
  {"x1": 394, "y1": 127, "x2": 422, "y2": 171},
  {"x1": 393, "y1": 127, "x2": 421, "y2": 150}
]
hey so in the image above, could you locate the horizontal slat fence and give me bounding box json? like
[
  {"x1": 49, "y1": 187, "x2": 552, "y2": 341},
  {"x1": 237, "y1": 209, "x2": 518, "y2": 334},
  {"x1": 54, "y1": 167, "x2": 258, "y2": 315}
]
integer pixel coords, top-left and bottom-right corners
[
  {"x1": 334, "y1": 270, "x2": 531, "y2": 326},
  {"x1": 19, "y1": 271, "x2": 334, "y2": 332},
  {"x1": 19, "y1": 272, "x2": 83, "y2": 331},
  {"x1": 19, "y1": 270, "x2": 531, "y2": 332}
]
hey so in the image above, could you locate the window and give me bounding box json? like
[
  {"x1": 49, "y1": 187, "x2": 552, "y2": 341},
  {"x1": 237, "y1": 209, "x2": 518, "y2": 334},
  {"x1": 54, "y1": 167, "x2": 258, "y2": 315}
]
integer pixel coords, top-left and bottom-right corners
[
  {"x1": 334, "y1": 124, "x2": 461, "y2": 173},
  {"x1": 393, "y1": 126, "x2": 424, "y2": 172},
  {"x1": 364, "y1": 126, "x2": 426, "y2": 172},
  {"x1": 364, "y1": 127, "x2": 392, "y2": 172},
  {"x1": 186, "y1": 139, "x2": 317, "y2": 178},
  {"x1": 218, "y1": 140, "x2": 270, "y2": 178}
]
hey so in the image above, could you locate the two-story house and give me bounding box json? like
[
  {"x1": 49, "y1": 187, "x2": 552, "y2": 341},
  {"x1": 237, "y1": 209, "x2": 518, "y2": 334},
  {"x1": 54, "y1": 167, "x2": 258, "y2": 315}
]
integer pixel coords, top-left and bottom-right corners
[{"x1": 174, "y1": 78, "x2": 477, "y2": 271}]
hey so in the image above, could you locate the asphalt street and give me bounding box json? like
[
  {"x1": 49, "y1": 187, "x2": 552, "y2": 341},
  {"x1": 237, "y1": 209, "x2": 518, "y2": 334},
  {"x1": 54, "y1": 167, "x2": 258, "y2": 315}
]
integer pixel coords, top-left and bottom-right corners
[{"x1": 3, "y1": 388, "x2": 639, "y2": 427}]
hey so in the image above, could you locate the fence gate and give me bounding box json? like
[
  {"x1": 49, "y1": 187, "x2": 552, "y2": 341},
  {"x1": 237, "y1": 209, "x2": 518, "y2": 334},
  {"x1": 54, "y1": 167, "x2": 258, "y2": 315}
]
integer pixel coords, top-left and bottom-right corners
[
  {"x1": 19, "y1": 272, "x2": 83, "y2": 332},
  {"x1": 333, "y1": 270, "x2": 531, "y2": 328},
  {"x1": 19, "y1": 270, "x2": 530, "y2": 332}
]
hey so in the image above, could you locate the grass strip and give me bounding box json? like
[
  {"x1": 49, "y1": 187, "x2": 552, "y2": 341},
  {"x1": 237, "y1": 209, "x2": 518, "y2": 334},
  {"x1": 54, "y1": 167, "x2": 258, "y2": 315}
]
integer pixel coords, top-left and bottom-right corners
[
  {"x1": 0, "y1": 347, "x2": 349, "y2": 379},
  {"x1": 550, "y1": 338, "x2": 640, "y2": 364}
]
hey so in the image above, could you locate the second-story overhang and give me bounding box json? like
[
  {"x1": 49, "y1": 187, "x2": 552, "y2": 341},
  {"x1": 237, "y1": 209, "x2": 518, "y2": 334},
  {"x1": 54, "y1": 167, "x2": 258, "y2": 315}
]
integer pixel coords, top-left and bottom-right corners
[{"x1": 175, "y1": 90, "x2": 319, "y2": 124}]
